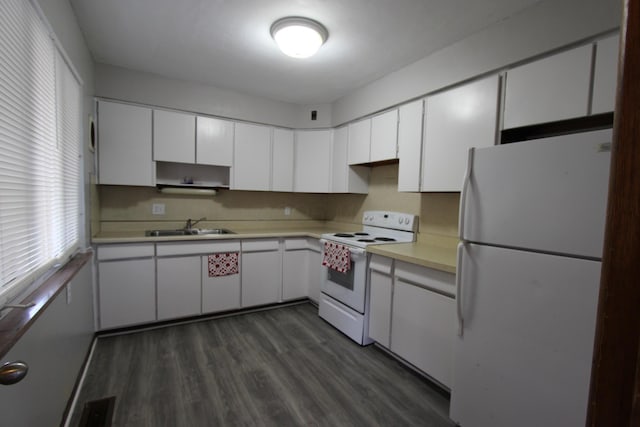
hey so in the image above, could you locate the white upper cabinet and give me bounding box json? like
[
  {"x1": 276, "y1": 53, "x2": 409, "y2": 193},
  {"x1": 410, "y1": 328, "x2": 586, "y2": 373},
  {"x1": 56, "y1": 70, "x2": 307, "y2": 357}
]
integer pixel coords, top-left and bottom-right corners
[
  {"x1": 397, "y1": 100, "x2": 424, "y2": 192},
  {"x1": 503, "y1": 45, "x2": 592, "y2": 129},
  {"x1": 232, "y1": 122, "x2": 271, "y2": 191},
  {"x1": 98, "y1": 101, "x2": 154, "y2": 186},
  {"x1": 272, "y1": 128, "x2": 294, "y2": 192},
  {"x1": 153, "y1": 109, "x2": 195, "y2": 163},
  {"x1": 294, "y1": 129, "x2": 332, "y2": 193},
  {"x1": 196, "y1": 116, "x2": 234, "y2": 166},
  {"x1": 347, "y1": 118, "x2": 371, "y2": 165},
  {"x1": 331, "y1": 127, "x2": 369, "y2": 193},
  {"x1": 370, "y1": 109, "x2": 399, "y2": 162},
  {"x1": 422, "y1": 75, "x2": 500, "y2": 192},
  {"x1": 592, "y1": 34, "x2": 620, "y2": 115}
]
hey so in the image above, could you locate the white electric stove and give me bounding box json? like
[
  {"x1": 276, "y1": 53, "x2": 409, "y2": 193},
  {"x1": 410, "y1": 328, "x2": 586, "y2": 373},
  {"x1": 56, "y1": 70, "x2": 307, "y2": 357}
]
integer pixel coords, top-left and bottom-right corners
[{"x1": 319, "y1": 211, "x2": 418, "y2": 345}]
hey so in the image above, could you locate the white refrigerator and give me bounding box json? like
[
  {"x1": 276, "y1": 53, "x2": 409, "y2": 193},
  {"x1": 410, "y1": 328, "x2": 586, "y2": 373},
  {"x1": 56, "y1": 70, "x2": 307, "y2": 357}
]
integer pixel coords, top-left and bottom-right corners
[{"x1": 450, "y1": 129, "x2": 612, "y2": 427}]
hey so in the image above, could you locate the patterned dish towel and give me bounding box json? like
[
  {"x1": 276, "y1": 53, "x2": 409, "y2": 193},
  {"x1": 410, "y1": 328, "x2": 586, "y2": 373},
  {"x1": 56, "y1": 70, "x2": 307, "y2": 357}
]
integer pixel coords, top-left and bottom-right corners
[
  {"x1": 322, "y1": 241, "x2": 351, "y2": 273},
  {"x1": 208, "y1": 252, "x2": 239, "y2": 277}
]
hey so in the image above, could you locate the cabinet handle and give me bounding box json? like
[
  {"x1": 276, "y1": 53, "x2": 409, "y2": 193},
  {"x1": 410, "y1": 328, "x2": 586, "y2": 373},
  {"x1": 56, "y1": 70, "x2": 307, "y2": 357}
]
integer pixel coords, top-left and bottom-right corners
[
  {"x1": 0, "y1": 361, "x2": 28, "y2": 385},
  {"x1": 455, "y1": 243, "x2": 465, "y2": 337},
  {"x1": 458, "y1": 148, "x2": 474, "y2": 240}
]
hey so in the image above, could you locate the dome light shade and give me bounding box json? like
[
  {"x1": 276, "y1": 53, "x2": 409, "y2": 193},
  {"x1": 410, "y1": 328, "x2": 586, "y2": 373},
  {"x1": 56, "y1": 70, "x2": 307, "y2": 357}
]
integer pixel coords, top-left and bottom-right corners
[{"x1": 271, "y1": 17, "x2": 328, "y2": 58}]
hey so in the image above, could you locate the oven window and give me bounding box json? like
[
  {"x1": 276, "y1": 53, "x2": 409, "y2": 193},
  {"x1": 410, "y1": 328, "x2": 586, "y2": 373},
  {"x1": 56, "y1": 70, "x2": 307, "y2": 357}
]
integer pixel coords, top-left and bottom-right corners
[{"x1": 327, "y1": 261, "x2": 355, "y2": 290}]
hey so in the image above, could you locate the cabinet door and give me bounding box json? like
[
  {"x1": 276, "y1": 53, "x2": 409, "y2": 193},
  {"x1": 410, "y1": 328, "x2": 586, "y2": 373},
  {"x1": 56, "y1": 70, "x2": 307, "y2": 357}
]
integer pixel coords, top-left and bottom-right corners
[
  {"x1": 98, "y1": 258, "x2": 156, "y2": 329},
  {"x1": 157, "y1": 256, "x2": 202, "y2": 320},
  {"x1": 196, "y1": 116, "x2": 233, "y2": 166},
  {"x1": 592, "y1": 34, "x2": 620, "y2": 115},
  {"x1": 368, "y1": 255, "x2": 394, "y2": 347},
  {"x1": 232, "y1": 123, "x2": 271, "y2": 191},
  {"x1": 370, "y1": 109, "x2": 398, "y2": 162},
  {"x1": 241, "y1": 240, "x2": 282, "y2": 307},
  {"x1": 283, "y1": 248, "x2": 309, "y2": 300},
  {"x1": 153, "y1": 109, "x2": 195, "y2": 163},
  {"x1": 397, "y1": 100, "x2": 424, "y2": 192},
  {"x1": 391, "y1": 280, "x2": 455, "y2": 387},
  {"x1": 503, "y1": 45, "x2": 592, "y2": 129},
  {"x1": 294, "y1": 129, "x2": 331, "y2": 193},
  {"x1": 347, "y1": 118, "x2": 371, "y2": 165},
  {"x1": 98, "y1": 101, "x2": 154, "y2": 186},
  {"x1": 272, "y1": 128, "x2": 294, "y2": 192},
  {"x1": 422, "y1": 75, "x2": 499, "y2": 192},
  {"x1": 306, "y1": 239, "x2": 323, "y2": 303},
  {"x1": 202, "y1": 255, "x2": 241, "y2": 313}
]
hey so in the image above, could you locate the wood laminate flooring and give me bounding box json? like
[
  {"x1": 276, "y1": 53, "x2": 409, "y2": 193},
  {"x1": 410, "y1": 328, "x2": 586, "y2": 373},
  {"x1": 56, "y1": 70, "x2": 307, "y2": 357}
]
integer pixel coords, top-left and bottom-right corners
[{"x1": 69, "y1": 303, "x2": 454, "y2": 426}]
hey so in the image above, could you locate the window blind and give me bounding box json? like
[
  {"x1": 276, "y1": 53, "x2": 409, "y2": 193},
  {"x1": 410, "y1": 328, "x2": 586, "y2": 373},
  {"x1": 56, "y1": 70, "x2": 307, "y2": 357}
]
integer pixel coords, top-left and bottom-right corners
[{"x1": 0, "y1": 0, "x2": 82, "y2": 307}]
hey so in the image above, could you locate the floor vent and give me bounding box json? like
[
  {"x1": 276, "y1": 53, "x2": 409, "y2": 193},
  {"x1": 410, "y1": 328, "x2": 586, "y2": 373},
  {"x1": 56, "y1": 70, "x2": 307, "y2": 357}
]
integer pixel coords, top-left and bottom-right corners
[{"x1": 78, "y1": 396, "x2": 115, "y2": 427}]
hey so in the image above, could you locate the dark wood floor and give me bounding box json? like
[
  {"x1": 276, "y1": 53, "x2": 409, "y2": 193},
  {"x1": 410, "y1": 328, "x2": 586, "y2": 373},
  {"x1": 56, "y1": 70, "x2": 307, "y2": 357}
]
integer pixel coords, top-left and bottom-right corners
[{"x1": 69, "y1": 303, "x2": 454, "y2": 426}]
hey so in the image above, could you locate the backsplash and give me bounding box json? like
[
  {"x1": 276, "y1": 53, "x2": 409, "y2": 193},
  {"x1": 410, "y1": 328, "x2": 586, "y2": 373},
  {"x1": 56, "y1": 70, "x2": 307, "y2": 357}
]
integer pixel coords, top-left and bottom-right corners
[
  {"x1": 95, "y1": 163, "x2": 459, "y2": 242},
  {"x1": 325, "y1": 164, "x2": 459, "y2": 243}
]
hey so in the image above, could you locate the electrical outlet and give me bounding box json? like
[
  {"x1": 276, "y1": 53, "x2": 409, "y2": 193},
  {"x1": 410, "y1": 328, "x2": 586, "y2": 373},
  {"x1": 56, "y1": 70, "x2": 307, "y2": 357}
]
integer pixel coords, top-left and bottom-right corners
[
  {"x1": 152, "y1": 203, "x2": 165, "y2": 215},
  {"x1": 284, "y1": 207, "x2": 291, "y2": 216}
]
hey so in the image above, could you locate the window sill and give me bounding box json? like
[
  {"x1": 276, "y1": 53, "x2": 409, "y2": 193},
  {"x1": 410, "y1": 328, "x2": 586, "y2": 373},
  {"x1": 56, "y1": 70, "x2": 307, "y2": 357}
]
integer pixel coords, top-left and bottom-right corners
[{"x1": 0, "y1": 251, "x2": 93, "y2": 359}]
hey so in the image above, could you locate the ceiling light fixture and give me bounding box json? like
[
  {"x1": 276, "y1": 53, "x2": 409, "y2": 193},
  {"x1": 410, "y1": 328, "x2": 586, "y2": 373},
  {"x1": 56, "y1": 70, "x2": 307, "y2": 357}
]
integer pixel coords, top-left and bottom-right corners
[{"x1": 270, "y1": 17, "x2": 328, "y2": 59}]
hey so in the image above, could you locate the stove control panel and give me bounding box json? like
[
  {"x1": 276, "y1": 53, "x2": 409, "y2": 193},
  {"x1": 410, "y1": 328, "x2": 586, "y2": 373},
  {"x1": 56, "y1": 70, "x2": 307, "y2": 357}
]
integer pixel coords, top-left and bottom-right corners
[{"x1": 362, "y1": 211, "x2": 418, "y2": 232}]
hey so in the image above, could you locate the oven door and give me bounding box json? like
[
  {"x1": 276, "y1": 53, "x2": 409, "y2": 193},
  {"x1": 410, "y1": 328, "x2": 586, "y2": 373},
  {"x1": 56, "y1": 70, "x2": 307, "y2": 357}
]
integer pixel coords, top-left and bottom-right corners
[{"x1": 320, "y1": 240, "x2": 368, "y2": 313}]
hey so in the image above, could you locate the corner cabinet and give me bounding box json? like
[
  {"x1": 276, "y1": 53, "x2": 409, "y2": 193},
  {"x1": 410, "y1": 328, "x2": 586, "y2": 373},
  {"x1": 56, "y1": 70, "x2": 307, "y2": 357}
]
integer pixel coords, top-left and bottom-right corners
[
  {"x1": 232, "y1": 122, "x2": 272, "y2": 191},
  {"x1": 97, "y1": 101, "x2": 154, "y2": 186},
  {"x1": 331, "y1": 126, "x2": 369, "y2": 193},
  {"x1": 421, "y1": 75, "x2": 500, "y2": 192},
  {"x1": 503, "y1": 45, "x2": 592, "y2": 129},
  {"x1": 272, "y1": 128, "x2": 294, "y2": 192},
  {"x1": 294, "y1": 129, "x2": 332, "y2": 193}
]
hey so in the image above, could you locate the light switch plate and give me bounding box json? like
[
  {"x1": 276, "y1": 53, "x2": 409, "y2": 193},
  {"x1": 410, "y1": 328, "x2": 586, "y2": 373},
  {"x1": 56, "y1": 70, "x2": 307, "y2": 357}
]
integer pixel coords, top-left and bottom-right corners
[{"x1": 152, "y1": 203, "x2": 166, "y2": 215}]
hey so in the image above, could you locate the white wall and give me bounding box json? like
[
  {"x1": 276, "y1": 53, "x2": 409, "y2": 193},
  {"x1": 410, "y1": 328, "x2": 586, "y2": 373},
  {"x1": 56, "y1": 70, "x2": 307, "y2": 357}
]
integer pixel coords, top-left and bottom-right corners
[
  {"x1": 96, "y1": 63, "x2": 308, "y2": 128},
  {"x1": 331, "y1": 0, "x2": 621, "y2": 125}
]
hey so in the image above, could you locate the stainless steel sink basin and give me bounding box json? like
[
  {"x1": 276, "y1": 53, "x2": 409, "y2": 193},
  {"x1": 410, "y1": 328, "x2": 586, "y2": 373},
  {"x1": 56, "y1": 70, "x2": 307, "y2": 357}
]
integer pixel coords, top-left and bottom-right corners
[{"x1": 145, "y1": 228, "x2": 235, "y2": 237}]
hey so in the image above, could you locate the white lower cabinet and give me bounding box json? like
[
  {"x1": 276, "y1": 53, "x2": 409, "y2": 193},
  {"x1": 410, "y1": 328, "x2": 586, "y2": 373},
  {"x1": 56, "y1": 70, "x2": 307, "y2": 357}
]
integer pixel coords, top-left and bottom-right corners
[
  {"x1": 202, "y1": 254, "x2": 241, "y2": 313},
  {"x1": 307, "y1": 238, "x2": 323, "y2": 303},
  {"x1": 368, "y1": 255, "x2": 393, "y2": 348},
  {"x1": 97, "y1": 244, "x2": 156, "y2": 330},
  {"x1": 156, "y1": 256, "x2": 202, "y2": 321},
  {"x1": 368, "y1": 256, "x2": 456, "y2": 388},
  {"x1": 241, "y1": 239, "x2": 282, "y2": 307},
  {"x1": 283, "y1": 239, "x2": 310, "y2": 300}
]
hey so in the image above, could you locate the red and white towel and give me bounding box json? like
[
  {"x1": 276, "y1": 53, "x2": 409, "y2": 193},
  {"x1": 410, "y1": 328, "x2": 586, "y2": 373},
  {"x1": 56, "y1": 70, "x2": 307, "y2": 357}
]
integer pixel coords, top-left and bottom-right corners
[
  {"x1": 322, "y1": 242, "x2": 351, "y2": 273},
  {"x1": 207, "y1": 252, "x2": 239, "y2": 277}
]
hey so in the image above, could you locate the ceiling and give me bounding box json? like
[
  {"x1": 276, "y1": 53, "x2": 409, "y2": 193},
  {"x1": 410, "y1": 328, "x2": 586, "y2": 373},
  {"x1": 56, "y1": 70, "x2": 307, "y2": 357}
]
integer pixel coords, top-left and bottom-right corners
[{"x1": 70, "y1": 0, "x2": 543, "y2": 105}]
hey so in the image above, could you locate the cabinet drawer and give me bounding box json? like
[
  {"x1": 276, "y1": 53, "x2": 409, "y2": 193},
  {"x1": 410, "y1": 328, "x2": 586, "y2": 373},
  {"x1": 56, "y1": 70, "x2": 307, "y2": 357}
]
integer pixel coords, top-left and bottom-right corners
[
  {"x1": 156, "y1": 240, "x2": 240, "y2": 256},
  {"x1": 370, "y1": 254, "x2": 393, "y2": 274},
  {"x1": 284, "y1": 238, "x2": 307, "y2": 250},
  {"x1": 97, "y1": 243, "x2": 154, "y2": 260},
  {"x1": 242, "y1": 239, "x2": 279, "y2": 252},
  {"x1": 395, "y1": 261, "x2": 455, "y2": 297}
]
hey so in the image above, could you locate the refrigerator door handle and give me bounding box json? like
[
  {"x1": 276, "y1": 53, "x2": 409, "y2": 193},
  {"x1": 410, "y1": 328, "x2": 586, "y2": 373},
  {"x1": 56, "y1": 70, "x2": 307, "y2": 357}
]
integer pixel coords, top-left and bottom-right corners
[
  {"x1": 458, "y1": 148, "x2": 474, "y2": 240},
  {"x1": 456, "y1": 242, "x2": 466, "y2": 336}
]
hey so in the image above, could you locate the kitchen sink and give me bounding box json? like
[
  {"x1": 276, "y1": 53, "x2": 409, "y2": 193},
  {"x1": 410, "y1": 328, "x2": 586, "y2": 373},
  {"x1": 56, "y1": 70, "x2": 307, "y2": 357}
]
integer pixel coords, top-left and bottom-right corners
[{"x1": 145, "y1": 228, "x2": 235, "y2": 237}]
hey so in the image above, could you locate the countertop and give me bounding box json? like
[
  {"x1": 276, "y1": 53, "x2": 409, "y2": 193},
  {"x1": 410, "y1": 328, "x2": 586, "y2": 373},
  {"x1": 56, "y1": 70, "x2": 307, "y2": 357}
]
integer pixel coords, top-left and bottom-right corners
[{"x1": 92, "y1": 225, "x2": 458, "y2": 273}]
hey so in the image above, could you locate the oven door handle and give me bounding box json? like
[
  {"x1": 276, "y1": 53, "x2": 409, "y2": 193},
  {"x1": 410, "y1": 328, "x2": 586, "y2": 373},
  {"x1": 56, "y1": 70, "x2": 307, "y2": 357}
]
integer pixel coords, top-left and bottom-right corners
[{"x1": 320, "y1": 239, "x2": 366, "y2": 256}]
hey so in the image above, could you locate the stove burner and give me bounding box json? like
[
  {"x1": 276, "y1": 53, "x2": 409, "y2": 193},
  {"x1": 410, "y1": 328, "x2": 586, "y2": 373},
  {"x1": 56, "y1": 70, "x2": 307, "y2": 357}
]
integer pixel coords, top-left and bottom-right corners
[
  {"x1": 334, "y1": 233, "x2": 355, "y2": 238},
  {"x1": 374, "y1": 237, "x2": 396, "y2": 242},
  {"x1": 354, "y1": 232, "x2": 369, "y2": 236},
  {"x1": 357, "y1": 239, "x2": 376, "y2": 242}
]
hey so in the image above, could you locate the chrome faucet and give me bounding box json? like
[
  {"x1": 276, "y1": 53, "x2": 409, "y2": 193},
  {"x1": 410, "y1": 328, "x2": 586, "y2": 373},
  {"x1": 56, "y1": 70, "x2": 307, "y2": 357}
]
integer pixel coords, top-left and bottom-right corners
[{"x1": 184, "y1": 217, "x2": 206, "y2": 231}]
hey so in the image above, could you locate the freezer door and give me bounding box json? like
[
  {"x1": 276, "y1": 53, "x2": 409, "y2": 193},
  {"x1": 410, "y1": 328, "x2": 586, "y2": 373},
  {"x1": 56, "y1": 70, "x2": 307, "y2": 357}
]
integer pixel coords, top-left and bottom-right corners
[
  {"x1": 450, "y1": 243, "x2": 600, "y2": 427},
  {"x1": 460, "y1": 129, "x2": 611, "y2": 259}
]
